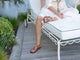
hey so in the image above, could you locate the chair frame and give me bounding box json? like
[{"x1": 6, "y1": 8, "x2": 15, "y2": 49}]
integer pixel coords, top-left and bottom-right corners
[
  {"x1": 42, "y1": 27, "x2": 80, "y2": 60},
  {"x1": 25, "y1": 0, "x2": 80, "y2": 60}
]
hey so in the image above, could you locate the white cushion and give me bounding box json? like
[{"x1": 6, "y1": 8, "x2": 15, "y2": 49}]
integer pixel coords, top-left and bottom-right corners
[{"x1": 43, "y1": 15, "x2": 80, "y2": 40}]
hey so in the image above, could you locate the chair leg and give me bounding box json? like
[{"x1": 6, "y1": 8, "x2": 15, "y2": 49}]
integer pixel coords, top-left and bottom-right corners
[
  {"x1": 58, "y1": 41, "x2": 61, "y2": 60},
  {"x1": 25, "y1": 14, "x2": 28, "y2": 28}
]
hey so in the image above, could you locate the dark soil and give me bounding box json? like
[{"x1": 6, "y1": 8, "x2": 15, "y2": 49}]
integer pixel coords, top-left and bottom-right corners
[
  {"x1": 5, "y1": 46, "x2": 13, "y2": 58},
  {"x1": 13, "y1": 26, "x2": 18, "y2": 36}
]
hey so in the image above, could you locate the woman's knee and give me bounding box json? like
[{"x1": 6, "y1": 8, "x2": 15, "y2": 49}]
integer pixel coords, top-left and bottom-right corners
[
  {"x1": 37, "y1": 16, "x2": 43, "y2": 21},
  {"x1": 36, "y1": 16, "x2": 43, "y2": 23}
]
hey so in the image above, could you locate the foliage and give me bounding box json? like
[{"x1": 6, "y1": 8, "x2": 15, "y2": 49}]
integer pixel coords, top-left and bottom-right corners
[
  {"x1": 5, "y1": 17, "x2": 19, "y2": 28},
  {"x1": 77, "y1": 4, "x2": 80, "y2": 14},
  {"x1": 0, "y1": 17, "x2": 17, "y2": 50},
  {"x1": 18, "y1": 13, "x2": 27, "y2": 21},
  {"x1": 0, "y1": 48, "x2": 8, "y2": 60}
]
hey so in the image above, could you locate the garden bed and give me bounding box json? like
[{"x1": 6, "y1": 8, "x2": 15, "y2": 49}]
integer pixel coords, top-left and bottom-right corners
[
  {"x1": 0, "y1": 17, "x2": 17, "y2": 60},
  {"x1": 13, "y1": 26, "x2": 18, "y2": 36},
  {"x1": 0, "y1": 12, "x2": 27, "y2": 60}
]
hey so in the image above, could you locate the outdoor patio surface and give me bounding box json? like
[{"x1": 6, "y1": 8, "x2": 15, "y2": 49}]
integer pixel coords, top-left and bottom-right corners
[{"x1": 10, "y1": 22, "x2": 80, "y2": 60}]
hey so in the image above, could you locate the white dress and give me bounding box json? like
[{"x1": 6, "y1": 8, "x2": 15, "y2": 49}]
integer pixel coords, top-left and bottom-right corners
[{"x1": 39, "y1": 0, "x2": 79, "y2": 19}]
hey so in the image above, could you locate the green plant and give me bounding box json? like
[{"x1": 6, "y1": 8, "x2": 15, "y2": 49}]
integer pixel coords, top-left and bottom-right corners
[
  {"x1": 8, "y1": 18, "x2": 19, "y2": 28},
  {"x1": 4, "y1": 17, "x2": 19, "y2": 28},
  {"x1": 0, "y1": 48, "x2": 8, "y2": 60},
  {"x1": 77, "y1": 4, "x2": 80, "y2": 14},
  {"x1": 18, "y1": 13, "x2": 27, "y2": 21},
  {"x1": 0, "y1": 17, "x2": 17, "y2": 50}
]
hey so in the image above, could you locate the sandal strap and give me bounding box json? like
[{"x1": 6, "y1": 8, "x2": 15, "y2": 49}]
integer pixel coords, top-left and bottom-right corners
[{"x1": 30, "y1": 45, "x2": 41, "y2": 53}]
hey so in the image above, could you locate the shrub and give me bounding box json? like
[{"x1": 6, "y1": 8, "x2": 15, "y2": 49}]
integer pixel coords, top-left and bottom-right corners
[
  {"x1": 0, "y1": 17, "x2": 17, "y2": 50},
  {"x1": 18, "y1": 13, "x2": 27, "y2": 21},
  {"x1": 77, "y1": 4, "x2": 80, "y2": 14},
  {"x1": 0, "y1": 48, "x2": 8, "y2": 60}
]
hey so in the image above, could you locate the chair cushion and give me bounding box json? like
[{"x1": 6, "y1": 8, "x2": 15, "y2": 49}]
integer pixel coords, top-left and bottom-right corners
[{"x1": 43, "y1": 15, "x2": 80, "y2": 40}]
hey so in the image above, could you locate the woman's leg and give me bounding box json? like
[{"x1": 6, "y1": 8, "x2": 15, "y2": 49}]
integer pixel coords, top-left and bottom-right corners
[
  {"x1": 30, "y1": 16, "x2": 43, "y2": 53},
  {"x1": 30, "y1": 16, "x2": 58, "y2": 53},
  {"x1": 36, "y1": 16, "x2": 43, "y2": 45}
]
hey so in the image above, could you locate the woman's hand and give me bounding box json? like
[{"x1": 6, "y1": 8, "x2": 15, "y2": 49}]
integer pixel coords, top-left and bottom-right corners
[
  {"x1": 57, "y1": 13, "x2": 64, "y2": 19},
  {"x1": 48, "y1": 6, "x2": 64, "y2": 19}
]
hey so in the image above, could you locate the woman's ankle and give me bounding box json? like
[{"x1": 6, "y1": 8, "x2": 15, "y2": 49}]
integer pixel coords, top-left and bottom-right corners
[{"x1": 36, "y1": 43, "x2": 41, "y2": 46}]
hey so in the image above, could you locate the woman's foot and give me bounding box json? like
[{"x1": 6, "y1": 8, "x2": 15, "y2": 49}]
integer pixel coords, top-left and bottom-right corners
[
  {"x1": 43, "y1": 16, "x2": 58, "y2": 23},
  {"x1": 30, "y1": 44, "x2": 41, "y2": 53},
  {"x1": 51, "y1": 17, "x2": 58, "y2": 21}
]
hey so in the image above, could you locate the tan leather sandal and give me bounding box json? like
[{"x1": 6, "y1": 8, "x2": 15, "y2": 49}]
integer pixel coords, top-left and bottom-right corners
[{"x1": 30, "y1": 45, "x2": 41, "y2": 53}]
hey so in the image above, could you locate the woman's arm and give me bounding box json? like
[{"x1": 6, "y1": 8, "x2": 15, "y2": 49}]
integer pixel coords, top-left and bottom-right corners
[
  {"x1": 41, "y1": 0, "x2": 45, "y2": 9},
  {"x1": 48, "y1": 6, "x2": 59, "y2": 15},
  {"x1": 48, "y1": 6, "x2": 64, "y2": 19}
]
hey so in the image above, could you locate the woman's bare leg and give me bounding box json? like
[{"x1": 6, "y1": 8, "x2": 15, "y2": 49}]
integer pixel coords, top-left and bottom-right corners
[
  {"x1": 36, "y1": 16, "x2": 43, "y2": 45},
  {"x1": 30, "y1": 16, "x2": 43, "y2": 53},
  {"x1": 30, "y1": 16, "x2": 58, "y2": 53}
]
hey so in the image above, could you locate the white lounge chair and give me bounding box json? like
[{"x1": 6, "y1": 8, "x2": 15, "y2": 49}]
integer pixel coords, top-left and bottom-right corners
[{"x1": 25, "y1": 0, "x2": 80, "y2": 60}]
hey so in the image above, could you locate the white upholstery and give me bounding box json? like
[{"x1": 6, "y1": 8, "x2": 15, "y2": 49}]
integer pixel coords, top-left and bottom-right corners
[
  {"x1": 43, "y1": 15, "x2": 80, "y2": 40},
  {"x1": 28, "y1": 0, "x2": 80, "y2": 40}
]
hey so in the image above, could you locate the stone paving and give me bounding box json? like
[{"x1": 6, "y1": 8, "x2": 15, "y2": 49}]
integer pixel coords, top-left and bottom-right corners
[{"x1": 10, "y1": 22, "x2": 80, "y2": 60}]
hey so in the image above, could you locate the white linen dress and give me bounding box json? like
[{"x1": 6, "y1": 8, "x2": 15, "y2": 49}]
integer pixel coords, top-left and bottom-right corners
[{"x1": 39, "y1": 0, "x2": 79, "y2": 20}]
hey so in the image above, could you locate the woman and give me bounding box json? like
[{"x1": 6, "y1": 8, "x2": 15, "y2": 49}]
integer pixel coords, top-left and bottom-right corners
[{"x1": 30, "y1": 0, "x2": 79, "y2": 53}]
